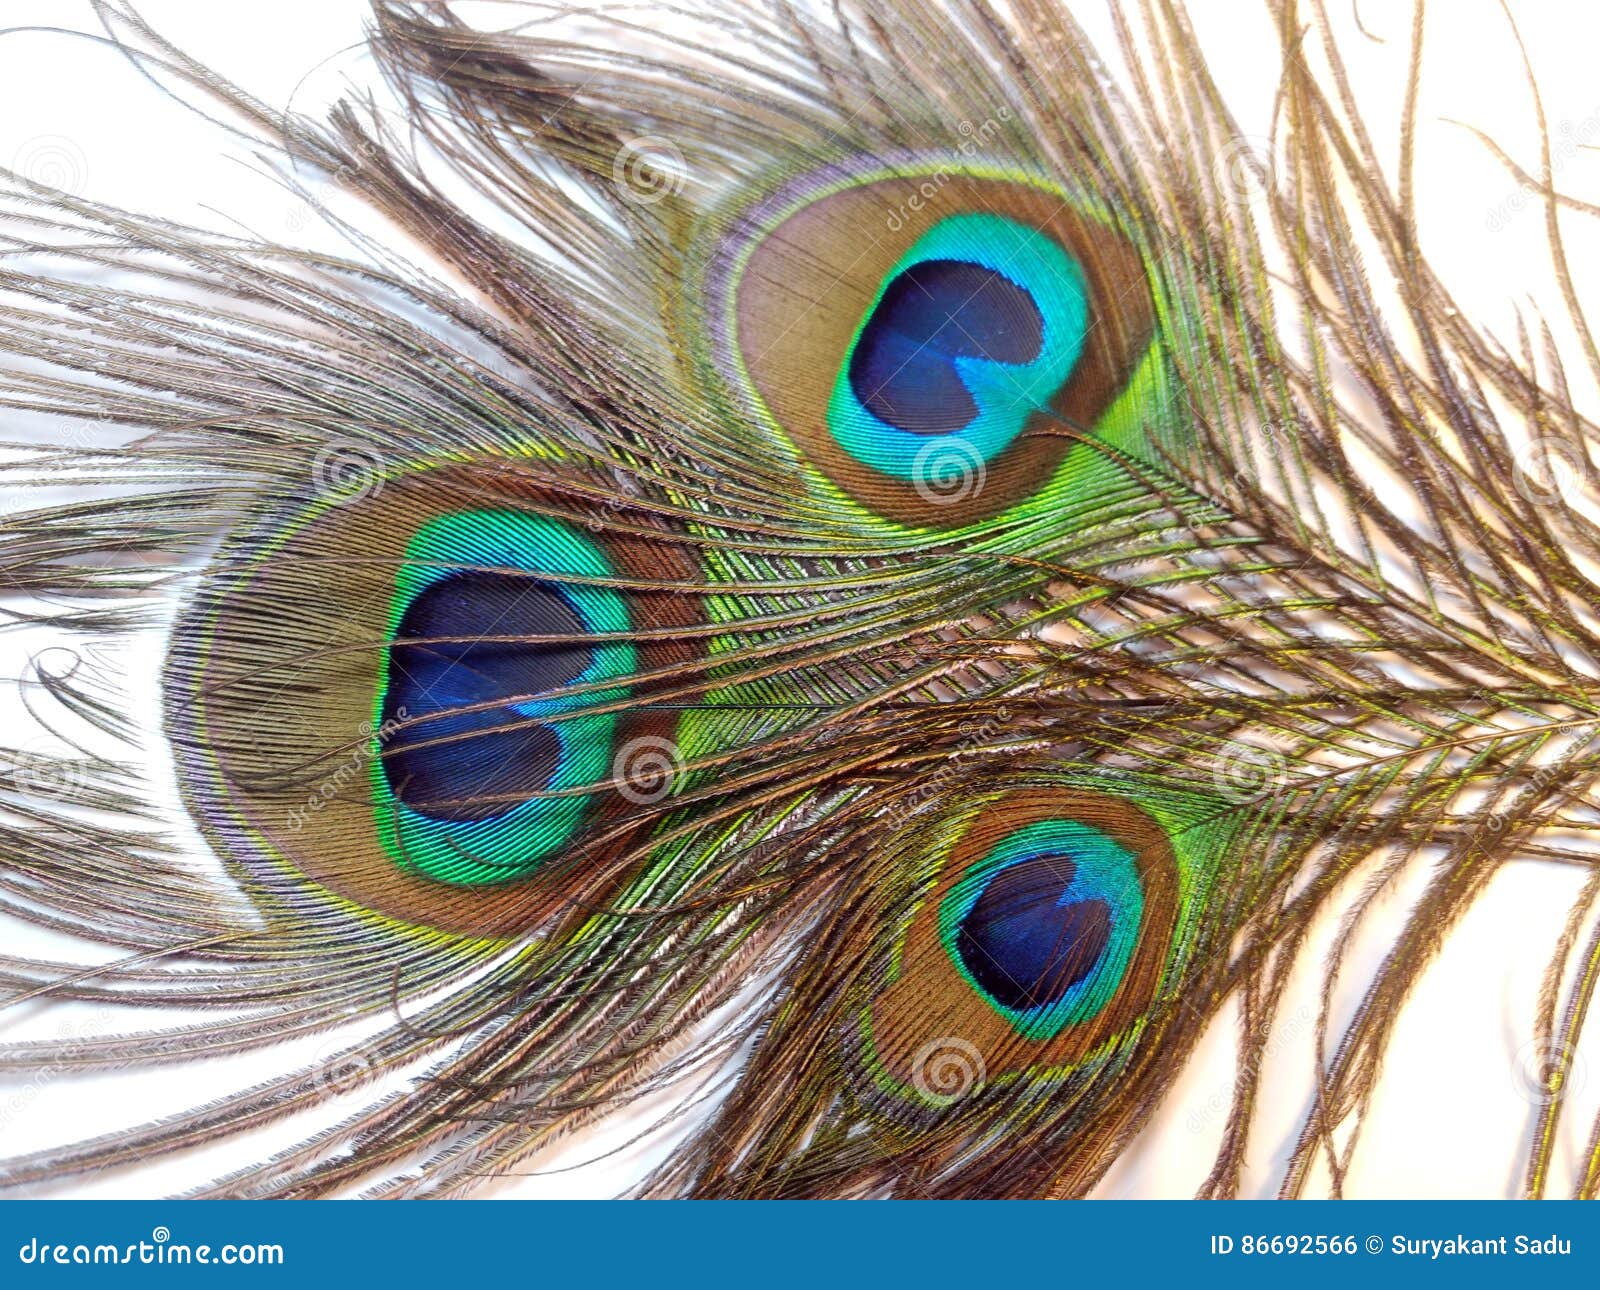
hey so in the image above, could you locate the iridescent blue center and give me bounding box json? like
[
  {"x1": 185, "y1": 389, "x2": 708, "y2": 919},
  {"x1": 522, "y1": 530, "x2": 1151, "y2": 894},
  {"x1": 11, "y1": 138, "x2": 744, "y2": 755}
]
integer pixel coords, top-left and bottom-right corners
[
  {"x1": 954, "y1": 853, "x2": 1112, "y2": 1010},
  {"x1": 939, "y1": 818, "x2": 1143, "y2": 1039},
  {"x1": 371, "y1": 510, "x2": 635, "y2": 885},
  {"x1": 848, "y1": 260, "x2": 1044, "y2": 435},
  {"x1": 382, "y1": 571, "x2": 593, "y2": 823},
  {"x1": 825, "y1": 213, "x2": 1089, "y2": 485}
]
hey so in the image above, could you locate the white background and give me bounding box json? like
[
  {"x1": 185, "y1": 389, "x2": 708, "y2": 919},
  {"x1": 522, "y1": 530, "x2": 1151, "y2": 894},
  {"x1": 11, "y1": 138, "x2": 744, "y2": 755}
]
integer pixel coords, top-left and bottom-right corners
[{"x1": 0, "y1": 0, "x2": 1597, "y2": 1198}]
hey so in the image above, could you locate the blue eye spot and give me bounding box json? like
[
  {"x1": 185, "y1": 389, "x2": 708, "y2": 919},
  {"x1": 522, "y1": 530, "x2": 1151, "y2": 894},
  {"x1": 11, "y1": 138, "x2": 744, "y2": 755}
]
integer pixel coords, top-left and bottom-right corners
[
  {"x1": 371, "y1": 510, "x2": 636, "y2": 884},
  {"x1": 383, "y1": 571, "x2": 593, "y2": 823},
  {"x1": 848, "y1": 259, "x2": 1044, "y2": 435},
  {"x1": 954, "y1": 854, "x2": 1112, "y2": 1010},
  {"x1": 939, "y1": 818, "x2": 1145, "y2": 1038},
  {"x1": 826, "y1": 212, "x2": 1089, "y2": 484}
]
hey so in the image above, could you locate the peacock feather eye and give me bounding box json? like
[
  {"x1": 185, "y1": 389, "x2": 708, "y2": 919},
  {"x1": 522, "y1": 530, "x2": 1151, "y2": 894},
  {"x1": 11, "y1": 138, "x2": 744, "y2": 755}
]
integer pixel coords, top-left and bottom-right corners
[
  {"x1": 827, "y1": 214, "x2": 1089, "y2": 478},
  {"x1": 704, "y1": 160, "x2": 1157, "y2": 528},
  {"x1": 852, "y1": 784, "x2": 1208, "y2": 1112},
  {"x1": 167, "y1": 462, "x2": 701, "y2": 937},
  {"x1": 372, "y1": 510, "x2": 635, "y2": 885},
  {"x1": 939, "y1": 819, "x2": 1144, "y2": 1040}
]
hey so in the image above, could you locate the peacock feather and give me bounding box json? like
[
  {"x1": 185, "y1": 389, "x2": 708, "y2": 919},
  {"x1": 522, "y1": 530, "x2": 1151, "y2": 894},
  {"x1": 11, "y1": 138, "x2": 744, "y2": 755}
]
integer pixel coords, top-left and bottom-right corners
[{"x1": 0, "y1": 0, "x2": 1597, "y2": 1200}]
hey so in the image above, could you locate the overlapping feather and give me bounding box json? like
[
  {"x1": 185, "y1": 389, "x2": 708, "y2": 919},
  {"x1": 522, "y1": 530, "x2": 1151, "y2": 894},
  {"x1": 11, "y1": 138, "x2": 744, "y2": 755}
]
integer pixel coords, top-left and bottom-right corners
[{"x1": 0, "y1": 0, "x2": 1595, "y2": 1199}]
